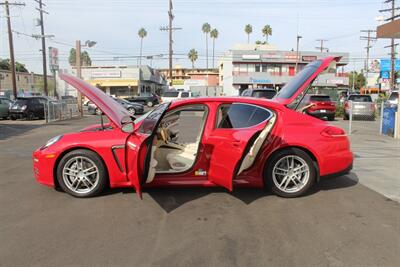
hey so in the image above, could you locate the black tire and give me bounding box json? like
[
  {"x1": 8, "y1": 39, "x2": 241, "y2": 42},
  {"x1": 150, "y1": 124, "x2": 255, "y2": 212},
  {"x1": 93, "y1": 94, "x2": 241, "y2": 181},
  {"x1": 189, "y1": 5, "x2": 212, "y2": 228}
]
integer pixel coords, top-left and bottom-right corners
[
  {"x1": 343, "y1": 114, "x2": 349, "y2": 120},
  {"x1": 264, "y1": 148, "x2": 316, "y2": 198},
  {"x1": 128, "y1": 107, "x2": 136, "y2": 115},
  {"x1": 146, "y1": 101, "x2": 153, "y2": 107},
  {"x1": 10, "y1": 115, "x2": 17, "y2": 121},
  {"x1": 56, "y1": 149, "x2": 108, "y2": 198},
  {"x1": 327, "y1": 115, "x2": 335, "y2": 121}
]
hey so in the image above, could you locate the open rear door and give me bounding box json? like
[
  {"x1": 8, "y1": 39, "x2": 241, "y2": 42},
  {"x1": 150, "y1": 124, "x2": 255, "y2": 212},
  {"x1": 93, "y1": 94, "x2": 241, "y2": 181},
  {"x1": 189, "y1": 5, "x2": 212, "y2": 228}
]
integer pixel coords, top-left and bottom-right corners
[
  {"x1": 126, "y1": 103, "x2": 170, "y2": 198},
  {"x1": 205, "y1": 103, "x2": 273, "y2": 191}
]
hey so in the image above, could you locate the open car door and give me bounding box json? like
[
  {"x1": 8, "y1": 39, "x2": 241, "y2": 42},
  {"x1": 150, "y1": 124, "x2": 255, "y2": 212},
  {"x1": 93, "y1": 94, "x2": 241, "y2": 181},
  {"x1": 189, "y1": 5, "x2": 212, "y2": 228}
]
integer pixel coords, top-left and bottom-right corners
[
  {"x1": 206, "y1": 103, "x2": 275, "y2": 191},
  {"x1": 126, "y1": 103, "x2": 170, "y2": 198}
]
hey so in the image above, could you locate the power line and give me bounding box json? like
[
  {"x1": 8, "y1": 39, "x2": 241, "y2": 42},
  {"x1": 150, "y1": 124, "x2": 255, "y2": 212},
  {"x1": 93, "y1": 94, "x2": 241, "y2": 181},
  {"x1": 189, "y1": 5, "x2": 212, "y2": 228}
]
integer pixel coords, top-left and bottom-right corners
[{"x1": 315, "y1": 39, "x2": 328, "y2": 52}]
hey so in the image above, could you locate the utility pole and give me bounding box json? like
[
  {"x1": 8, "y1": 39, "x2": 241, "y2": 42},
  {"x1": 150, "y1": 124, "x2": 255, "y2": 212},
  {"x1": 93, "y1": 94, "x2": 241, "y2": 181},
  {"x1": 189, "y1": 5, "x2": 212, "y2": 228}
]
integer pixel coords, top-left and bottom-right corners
[
  {"x1": 0, "y1": 1, "x2": 25, "y2": 99},
  {"x1": 160, "y1": 0, "x2": 181, "y2": 86},
  {"x1": 380, "y1": 0, "x2": 399, "y2": 89},
  {"x1": 76, "y1": 40, "x2": 83, "y2": 117},
  {"x1": 34, "y1": 0, "x2": 49, "y2": 96},
  {"x1": 315, "y1": 39, "x2": 328, "y2": 52},
  {"x1": 295, "y1": 35, "x2": 302, "y2": 74},
  {"x1": 360, "y1": 30, "x2": 377, "y2": 88}
]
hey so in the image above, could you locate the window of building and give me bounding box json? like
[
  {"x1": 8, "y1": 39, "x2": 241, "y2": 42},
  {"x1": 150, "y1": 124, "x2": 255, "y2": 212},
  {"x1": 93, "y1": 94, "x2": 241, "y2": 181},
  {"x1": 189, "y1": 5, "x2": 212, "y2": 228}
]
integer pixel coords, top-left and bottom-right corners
[
  {"x1": 233, "y1": 64, "x2": 240, "y2": 73},
  {"x1": 255, "y1": 64, "x2": 261, "y2": 72},
  {"x1": 216, "y1": 103, "x2": 272, "y2": 129},
  {"x1": 247, "y1": 64, "x2": 255, "y2": 72},
  {"x1": 239, "y1": 64, "x2": 247, "y2": 73},
  {"x1": 262, "y1": 64, "x2": 268, "y2": 72}
]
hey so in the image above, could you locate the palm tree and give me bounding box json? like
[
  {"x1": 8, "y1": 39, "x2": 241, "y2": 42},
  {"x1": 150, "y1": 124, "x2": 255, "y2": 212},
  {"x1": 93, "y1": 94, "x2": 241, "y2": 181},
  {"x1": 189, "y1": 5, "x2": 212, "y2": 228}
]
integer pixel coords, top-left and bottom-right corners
[
  {"x1": 262, "y1": 25, "x2": 272, "y2": 43},
  {"x1": 210, "y1": 28, "x2": 218, "y2": 69},
  {"x1": 244, "y1": 24, "x2": 253, "y2": 43},
  {"x1": 188, "y1": 49, "x2": 198, "y2": 70},
  {"x1": 137, "y1": 27, "x2": 147, "y2": 66},
  {"x1": 202, "y1": 23, "x2": 211, "y2": 72}
]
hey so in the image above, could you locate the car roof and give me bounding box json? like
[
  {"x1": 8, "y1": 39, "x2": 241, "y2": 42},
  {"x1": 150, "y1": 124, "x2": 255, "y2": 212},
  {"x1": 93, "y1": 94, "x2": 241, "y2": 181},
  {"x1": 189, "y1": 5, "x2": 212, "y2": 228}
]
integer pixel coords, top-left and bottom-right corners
[{"x1": 169, "y1": 97, "x2": 284, "y2": 110}]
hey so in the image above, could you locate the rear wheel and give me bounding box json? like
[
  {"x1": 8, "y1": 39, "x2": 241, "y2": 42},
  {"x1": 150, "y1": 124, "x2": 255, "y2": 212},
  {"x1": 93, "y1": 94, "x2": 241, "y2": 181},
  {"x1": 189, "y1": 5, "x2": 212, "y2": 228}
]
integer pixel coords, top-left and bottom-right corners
[
  {"x1": 327, "y1": 115, "x2": 335, "y2": 121},
  {"x1": 27, "y1": 112, "x2": 35, "y2": 120},
  {"x1": 265, "y1": 148, "x2": 316, "y2": 198},
  {"x1": 56, "y1": 149, "x2": 107, "y2": 198},
  {"x1": 10, "y1": 115, "x2": 17, "y2": 121}
]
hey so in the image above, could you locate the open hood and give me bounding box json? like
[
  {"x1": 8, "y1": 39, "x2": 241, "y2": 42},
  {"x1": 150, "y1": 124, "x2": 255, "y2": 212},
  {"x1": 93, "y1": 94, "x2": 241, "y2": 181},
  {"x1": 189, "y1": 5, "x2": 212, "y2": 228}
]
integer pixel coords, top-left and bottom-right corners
[
  {"x1": 273, "y1": 57, "x2": 341, "y2": 106},
  {"x1": 60, "y1": 74, "x2": 132, "y2": 129}
]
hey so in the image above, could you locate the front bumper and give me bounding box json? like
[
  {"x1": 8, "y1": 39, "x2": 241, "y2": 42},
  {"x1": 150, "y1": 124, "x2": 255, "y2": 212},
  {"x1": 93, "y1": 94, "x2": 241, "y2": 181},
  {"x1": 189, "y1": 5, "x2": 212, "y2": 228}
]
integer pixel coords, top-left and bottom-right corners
[
  {"x1": 9, "y1": 110, "x2": 28, "y2": 118},
  {"x1": 32, "y1": 148, "x2": 58, "y2": 187}
]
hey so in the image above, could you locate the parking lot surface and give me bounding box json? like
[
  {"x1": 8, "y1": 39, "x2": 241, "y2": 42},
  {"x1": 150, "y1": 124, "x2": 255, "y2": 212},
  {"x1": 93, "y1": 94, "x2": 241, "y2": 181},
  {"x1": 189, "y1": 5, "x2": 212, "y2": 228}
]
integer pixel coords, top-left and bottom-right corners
[{"x1": 1, "y1": 116, "x2": 399, "y2": 267}]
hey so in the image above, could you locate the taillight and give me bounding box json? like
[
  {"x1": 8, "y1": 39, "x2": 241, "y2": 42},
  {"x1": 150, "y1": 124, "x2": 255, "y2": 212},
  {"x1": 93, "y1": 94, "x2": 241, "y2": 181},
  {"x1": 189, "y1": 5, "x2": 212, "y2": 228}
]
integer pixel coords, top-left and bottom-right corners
[
  {"x1": 321, "y1": 126, "x2": 346, "y2": 137},
  {"x1": 344, "y1": 101, "x2": 349, "y2": 109}
]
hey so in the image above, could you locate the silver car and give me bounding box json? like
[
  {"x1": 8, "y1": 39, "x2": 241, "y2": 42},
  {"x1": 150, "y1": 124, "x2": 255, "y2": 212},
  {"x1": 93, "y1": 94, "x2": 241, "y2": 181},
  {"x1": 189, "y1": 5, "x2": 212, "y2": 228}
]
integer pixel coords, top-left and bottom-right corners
[{"x1": 344, "y1": 94, "x2": 375, "y2": 120}]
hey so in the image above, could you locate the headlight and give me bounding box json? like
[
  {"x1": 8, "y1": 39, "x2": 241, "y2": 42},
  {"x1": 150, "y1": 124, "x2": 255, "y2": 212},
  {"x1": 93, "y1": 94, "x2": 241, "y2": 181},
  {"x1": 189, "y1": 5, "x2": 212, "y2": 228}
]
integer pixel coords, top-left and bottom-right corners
[
  {"x1": 21, "y1": 105, "x2": 27, "y2": 111},
  {"x1": 41, "y1": 135, "x2": 62, "y2": 150}
]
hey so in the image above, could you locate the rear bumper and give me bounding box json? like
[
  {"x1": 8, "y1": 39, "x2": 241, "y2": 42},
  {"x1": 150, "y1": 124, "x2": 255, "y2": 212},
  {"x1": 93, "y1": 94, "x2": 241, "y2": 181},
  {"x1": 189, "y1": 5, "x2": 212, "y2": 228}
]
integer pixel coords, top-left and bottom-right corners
[
  {"x1": 307, "y1": 110, "x2": 335, "y2": 117},
  {"x1": 320, "y1": 162, "x2": 353, "y2": 179}
]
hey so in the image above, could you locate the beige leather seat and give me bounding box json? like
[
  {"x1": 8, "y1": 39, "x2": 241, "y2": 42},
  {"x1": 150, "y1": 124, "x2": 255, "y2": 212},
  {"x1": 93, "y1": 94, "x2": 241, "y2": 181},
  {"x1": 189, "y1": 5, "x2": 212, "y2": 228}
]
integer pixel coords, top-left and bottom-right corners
[{"x1": 166, "y1": 143, "x2": 198, "y2": 171}]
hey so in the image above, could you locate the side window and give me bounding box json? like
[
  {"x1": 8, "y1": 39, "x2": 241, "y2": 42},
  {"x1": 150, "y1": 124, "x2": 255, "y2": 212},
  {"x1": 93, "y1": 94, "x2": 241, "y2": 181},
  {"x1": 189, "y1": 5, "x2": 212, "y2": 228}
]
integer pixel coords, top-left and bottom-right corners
[
  {"x1": 216, "y1": 103, "x2": 271, "y2": 129},
  {"x1": 242, "y1": 90, "x2": 250, "y2": 96},
  {"x1": 181, "y1": 92, "x2": 189, "y2": 98}
]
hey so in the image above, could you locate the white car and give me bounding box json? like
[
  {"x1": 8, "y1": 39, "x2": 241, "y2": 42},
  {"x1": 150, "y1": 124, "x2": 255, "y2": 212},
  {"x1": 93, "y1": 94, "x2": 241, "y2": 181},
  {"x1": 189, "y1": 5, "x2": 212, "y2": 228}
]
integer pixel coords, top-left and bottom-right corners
[{"x1": 161, "y1": 91, "x2": 192, "y2": 102}]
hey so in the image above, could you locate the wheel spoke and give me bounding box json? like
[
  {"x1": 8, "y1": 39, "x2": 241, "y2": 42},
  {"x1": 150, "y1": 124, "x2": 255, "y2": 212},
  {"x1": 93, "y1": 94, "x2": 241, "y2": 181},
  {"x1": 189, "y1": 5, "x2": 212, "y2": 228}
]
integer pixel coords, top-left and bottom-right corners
[
  {"x1": 85, "y1": 170, "x2": 98, "y2": 176},
  {"x1": 279, "y1": 175, "x2": 289, "y2": 187},
  {"x1": 83, "y1": 177, "x2": 94, "y2": 187},
  {"x1": 82, "y1": 166, "x2": 96, "y2": 173}
]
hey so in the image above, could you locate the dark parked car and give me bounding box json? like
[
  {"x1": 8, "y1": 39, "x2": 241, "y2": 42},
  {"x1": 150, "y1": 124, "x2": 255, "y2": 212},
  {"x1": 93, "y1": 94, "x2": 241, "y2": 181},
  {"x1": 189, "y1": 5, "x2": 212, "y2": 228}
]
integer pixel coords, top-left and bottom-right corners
[
  {"x1": 301, "y1": 94, "x2": 336, "y2": 121},
  {"x1": 9, "y1": 97, "x2": 47, "y2": 120},
  {"x1": 125, "y1": 92, "x2": 160, "y2": 107},
  {"x1": 0, "y1": 97, "x2": 13, "y2": 119},
  {"x1": 113, "y1": 97, "x2": 144, "y2": 115},
  {"x1": 241, "y1": 88, "x2": 277, "y2": 99}
]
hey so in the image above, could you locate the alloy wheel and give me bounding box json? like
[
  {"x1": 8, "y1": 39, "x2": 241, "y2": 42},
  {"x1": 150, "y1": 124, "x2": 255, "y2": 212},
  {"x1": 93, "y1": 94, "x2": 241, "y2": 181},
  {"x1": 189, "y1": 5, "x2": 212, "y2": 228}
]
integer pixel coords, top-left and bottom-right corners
[
  {"x1": 62, "y1": 156, "x2": 99, "y2": 194},
  {"x1": 272, "y1": 155, "x2": 310, "y2": 194}
]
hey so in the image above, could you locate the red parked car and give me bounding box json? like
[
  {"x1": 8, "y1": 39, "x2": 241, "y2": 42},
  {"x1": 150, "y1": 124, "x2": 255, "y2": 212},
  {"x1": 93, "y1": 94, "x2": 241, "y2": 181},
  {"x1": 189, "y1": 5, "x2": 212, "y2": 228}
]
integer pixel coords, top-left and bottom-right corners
[
  {"x1": 301, "y1": 94, "x2": 336, "y2": 121},
  {"x1": 33, "y1": 57, "x2": 353, "y2": 199}
]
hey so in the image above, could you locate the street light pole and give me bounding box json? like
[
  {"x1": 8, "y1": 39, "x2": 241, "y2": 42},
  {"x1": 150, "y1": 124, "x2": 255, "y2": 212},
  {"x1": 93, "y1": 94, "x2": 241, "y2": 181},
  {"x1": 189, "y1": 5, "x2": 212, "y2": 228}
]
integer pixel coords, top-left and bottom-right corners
[{"x1": 295, "y1": 35, "x2": 302, "y2": 74}]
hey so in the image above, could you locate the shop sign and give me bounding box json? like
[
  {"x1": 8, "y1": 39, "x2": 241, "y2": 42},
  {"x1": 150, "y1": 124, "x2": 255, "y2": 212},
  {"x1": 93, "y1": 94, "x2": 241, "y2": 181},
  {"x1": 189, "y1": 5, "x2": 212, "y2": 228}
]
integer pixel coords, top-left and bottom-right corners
[
  {"x1": 284, "y1": 53, "x2": 298, "y2": 61},
  {"x1": 242, "y1": 54, "x2": 260, "y2": 60},
  {"x1": 262, "y1": 53, "x2": 281, "y2": 59},
  {"x1": 91, "y1": 70, "x2": 121, "y2": 78},
  {"x1": 172, "y1": 79, "x2": 184, "y2": 85},
  {"x1": 249, "y1": 77, "x2": 272, "y2": 84},
  {"x1": 302, "y1": 55, "x2": 317, "y2": 62}
]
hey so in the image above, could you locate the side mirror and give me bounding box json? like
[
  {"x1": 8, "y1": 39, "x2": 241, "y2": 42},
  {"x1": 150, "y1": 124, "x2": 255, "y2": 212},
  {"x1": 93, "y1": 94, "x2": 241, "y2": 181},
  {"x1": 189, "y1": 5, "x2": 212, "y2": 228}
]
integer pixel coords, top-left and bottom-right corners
[{"x1": 122, "y1": 122, "x2": 135, "y2": 133}]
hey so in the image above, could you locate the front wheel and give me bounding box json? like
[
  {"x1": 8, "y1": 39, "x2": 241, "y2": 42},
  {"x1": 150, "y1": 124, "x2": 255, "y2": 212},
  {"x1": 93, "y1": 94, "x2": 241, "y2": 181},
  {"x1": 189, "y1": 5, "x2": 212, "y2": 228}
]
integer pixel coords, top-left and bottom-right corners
[
  {"x1": 127, "y1": 107, "x2": 136, "y2": 115},
  {"x1": 146, "y1": 101, "x2": 153, "y2": 107},
  {"x1": 56, "y1": 149, "x2": 107, "y2": 198},
  {"x1": 265, "y1": 148, "x2": 316, "y2": 198}
]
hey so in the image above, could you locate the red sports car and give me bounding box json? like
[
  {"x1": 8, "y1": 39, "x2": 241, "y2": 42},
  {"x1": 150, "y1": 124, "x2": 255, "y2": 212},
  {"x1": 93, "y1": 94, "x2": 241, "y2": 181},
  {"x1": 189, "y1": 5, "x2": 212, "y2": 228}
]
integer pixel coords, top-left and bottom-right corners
[{"x1": 33, "y1": 57, "x2": 353, "y2": 198}]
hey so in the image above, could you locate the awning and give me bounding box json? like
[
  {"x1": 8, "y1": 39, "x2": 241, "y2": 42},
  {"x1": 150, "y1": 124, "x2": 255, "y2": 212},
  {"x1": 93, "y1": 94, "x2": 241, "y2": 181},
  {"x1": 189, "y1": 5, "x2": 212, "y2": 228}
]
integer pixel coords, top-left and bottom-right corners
[{"x1": 87, "y1": 79, "x2": 138, "y2": 87}]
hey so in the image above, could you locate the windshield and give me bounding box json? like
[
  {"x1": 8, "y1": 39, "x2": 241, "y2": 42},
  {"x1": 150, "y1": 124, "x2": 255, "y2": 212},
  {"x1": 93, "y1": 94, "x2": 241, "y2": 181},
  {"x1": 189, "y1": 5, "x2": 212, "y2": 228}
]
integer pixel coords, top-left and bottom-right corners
[
  {"x1": 348, "y1": 95, "x2": 372, "y2": 102},
  {"x1": 252, "y1": 90, "x2": 276, "y2": 99},
  {"x1": 274, "y1": 60, "x2": 322, "y2": 99},
  {"x1": 163, "y1": 92, "x2": 179, "y2": 97}
]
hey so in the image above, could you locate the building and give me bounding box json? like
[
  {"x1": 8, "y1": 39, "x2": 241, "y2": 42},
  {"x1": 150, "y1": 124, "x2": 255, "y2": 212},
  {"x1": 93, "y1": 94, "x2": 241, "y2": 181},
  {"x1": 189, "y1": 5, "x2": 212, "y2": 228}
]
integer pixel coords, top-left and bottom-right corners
[
  {"x1": 219, "y1": 44, "x2": 349, "y2": 96},
  {"x1": 0, "y1": 70, "x2": 55, "y2": 98},
  {"x1": 158, "y1": 65, "x2": 219, "y2": 87},
  {"x1": 57, "y1": 65, "x2": 167, "y2": 97}
]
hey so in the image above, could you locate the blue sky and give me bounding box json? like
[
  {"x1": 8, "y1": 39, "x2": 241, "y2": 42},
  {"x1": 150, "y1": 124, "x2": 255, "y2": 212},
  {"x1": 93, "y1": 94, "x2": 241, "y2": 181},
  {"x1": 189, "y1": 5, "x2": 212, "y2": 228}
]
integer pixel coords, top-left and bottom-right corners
[{"x1": 0, "y1": 0, "x2": 396, "y2": 73}]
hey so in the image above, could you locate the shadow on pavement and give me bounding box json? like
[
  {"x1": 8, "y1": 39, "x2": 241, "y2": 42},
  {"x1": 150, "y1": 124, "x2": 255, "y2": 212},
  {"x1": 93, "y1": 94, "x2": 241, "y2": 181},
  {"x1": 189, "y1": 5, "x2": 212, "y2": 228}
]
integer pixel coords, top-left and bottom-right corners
[
  {"x1": 105, "y1": 173, "x2": 359, "y2": 213},
  {"x1": 0, "y1": 120, "x2": 44, "y2": 141}
]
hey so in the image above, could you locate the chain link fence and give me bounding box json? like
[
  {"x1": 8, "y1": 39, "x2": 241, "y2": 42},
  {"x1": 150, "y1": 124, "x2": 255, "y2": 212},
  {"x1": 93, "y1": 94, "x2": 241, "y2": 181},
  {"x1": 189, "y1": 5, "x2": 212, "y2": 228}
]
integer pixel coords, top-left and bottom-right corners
[{"x1": 44, "y1": 99, "x2": 80, "y2": 123}]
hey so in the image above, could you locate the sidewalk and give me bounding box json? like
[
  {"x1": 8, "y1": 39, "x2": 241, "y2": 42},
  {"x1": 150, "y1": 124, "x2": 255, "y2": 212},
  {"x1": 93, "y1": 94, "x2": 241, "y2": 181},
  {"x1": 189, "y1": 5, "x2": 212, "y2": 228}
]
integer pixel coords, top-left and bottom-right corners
[{"x1": 332, "y1": 119, "x2": 400, "y2": 202}]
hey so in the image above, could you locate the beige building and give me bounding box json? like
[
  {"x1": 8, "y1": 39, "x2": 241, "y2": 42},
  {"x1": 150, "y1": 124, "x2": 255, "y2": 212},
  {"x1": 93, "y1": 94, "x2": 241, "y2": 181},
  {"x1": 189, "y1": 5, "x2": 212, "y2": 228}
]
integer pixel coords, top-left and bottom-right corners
[{"x1": 0, "y1": 70, "x2": 54, "y2": 98}]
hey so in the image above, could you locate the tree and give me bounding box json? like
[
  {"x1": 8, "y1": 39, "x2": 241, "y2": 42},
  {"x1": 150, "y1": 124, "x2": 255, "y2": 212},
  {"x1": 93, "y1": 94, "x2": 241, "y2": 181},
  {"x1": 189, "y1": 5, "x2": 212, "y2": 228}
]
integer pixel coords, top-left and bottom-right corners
[
  {"x1": 188, "y1": 49, "x2": 198, "y2": 70},
  {"x1": 244, "y1": 24, "x2": 253, "y2": 43},
  {"x1": 210, "y1": 28, "x2": 218, "y2": 69},
  {"x1": 0, "y1": 59, "x2": 28, "y2": 72},
  {"x1": 349, "y1": 71, "x2": 366, "y2": 91},
  {"x1": 262, "y1": 25, "x2": 272, "y2": 43},
  {"x1": 138, "y1": 27, "x2": 147, "y2": 66},
  {"x1": 255, "y1": 40, "x2": 267, "y2": 45},
  {"x1": 202, "y1": 23, "x2": 211, "y2": 72},
  {"x1": 68, "y1": 48, "x2": 92, "y2": 67}
]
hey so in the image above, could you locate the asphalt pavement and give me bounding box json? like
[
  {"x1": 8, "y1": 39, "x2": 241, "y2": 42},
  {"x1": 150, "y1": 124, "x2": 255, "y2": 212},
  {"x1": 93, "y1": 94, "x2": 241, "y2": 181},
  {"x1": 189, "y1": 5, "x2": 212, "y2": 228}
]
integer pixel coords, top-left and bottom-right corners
[{"x1": 0, "y1": 116, "x2": 399, "y2": 267}]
